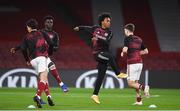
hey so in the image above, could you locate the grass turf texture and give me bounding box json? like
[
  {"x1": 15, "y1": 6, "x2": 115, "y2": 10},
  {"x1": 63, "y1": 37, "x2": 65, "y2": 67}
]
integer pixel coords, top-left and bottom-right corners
[{"x1": 0, "y1": 88, "x2": 180, "y2": 110}]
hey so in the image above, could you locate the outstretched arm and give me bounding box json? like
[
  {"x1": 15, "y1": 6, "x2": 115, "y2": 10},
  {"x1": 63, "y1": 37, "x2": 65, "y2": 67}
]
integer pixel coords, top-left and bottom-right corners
[
  {"x1": 20, "y1": 38, "x2": 30, "y2": 64},
  {"x1": 10, "y1": 45, "x2": 21, "y2": 54},
  {"x1": 73, "y1": 25, "x2": 97, "y2": 34}
]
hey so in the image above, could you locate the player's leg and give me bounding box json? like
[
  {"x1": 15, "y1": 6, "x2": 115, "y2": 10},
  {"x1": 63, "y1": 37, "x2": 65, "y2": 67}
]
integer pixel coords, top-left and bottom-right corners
[
  {"x1": 127, "y1": 64, "x2": 143, "y2": 105},
  {"x1": 34, "y1": 71, "x2": 47, "y2": 108},
  {"x1": 42, "y1": 57, "x2": 55, "y2": 106},
  {"x1": 137, "y1": 64, "x2": 150, "y2": 97},
  {"x1": 91, "y1": 61, "x2": 108, "y2": 104},
  {"x1": 97, "y1": 52, "x2": 127, "y2": 78},
  {"x1": 134, "y1": 80, "x2": 142, "y2": 105},
  {"x1": 47, "y1": 57, "x2": 68, "y2": 92},
  {"x1": 37, "y1": 70, "x2": 55, "y2": 107},
  {"x1": 127, "y1": 64, "x2": 145, "y2": 90},
  {"x1": 30, "y1": 58, "x2": 43, "y2": 108},
  {"x1": 33, "y1": 57, "x2": 54, "y2": 107},
  {"x1": 136, "y1": 63, "x2": 149, "y2": 97},
  {"x1": 30, "y1": 59, "x2": 46, "y2": 104},
  {"x1": 44, "y1": 81, "x2": 54, "y2": 106},
  {"x1": 35, "y1": 79, "x2": 46, "y2": 105}
]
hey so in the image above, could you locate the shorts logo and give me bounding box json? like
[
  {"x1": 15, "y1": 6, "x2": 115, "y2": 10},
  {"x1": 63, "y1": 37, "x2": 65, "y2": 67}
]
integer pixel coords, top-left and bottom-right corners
[
  {"x1": 76, "y1": 69, "x2": 124, "y2": 89},
  {"x1": 0, "y1": 68, "x2": 38, "y2": 88}
]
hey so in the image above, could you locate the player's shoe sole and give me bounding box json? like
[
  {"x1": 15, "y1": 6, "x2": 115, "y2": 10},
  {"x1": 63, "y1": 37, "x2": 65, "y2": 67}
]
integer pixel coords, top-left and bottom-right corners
[
  {"x1": 91, "y1": 95, "x2": 100, "y2": 104},
  {"x1": 33, "y1": 96, "x2": 42, "y2": 108},
  {"x1": 133, "y1": 101, "x2": 143, "y2": 105},
  {"x1": 47, "y1": 97, "x2": 55, "y2": 106},
  {"x1": 117, "y1": 73, "x2": 128, "y2": 78}
]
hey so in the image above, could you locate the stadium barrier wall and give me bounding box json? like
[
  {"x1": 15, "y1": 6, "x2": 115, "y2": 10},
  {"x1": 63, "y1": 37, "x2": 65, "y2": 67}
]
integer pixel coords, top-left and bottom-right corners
[{"x1": 0, "y1": 68, "x2": 179, "y2": 88}]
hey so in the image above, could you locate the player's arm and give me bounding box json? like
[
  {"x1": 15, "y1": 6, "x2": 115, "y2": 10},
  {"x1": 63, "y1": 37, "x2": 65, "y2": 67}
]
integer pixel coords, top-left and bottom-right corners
[
  {"x1": 10, "y1": 45, "x2": 21, "y2": 54},
  {"x1": 73, "y1": 25, "x2": 97, "y2": 34},
  {"x1": 53, "y1": 33, "x2": 59, "y2": 51},
  {"x1": 121, "y1": 37, "x2": 129, "y2": 57},
  {"x1": 140, "y1": 42, "x2": 148, "y2": 55},
  {"x1": 121, "y1": 47, "x2": 128, "y2": 57},
  {"x1": 21, "y1": 38, "x2": 30, "y2": 65},
  {"x1": 140, "y1": 48, "x2": 148, "y2": 55}
]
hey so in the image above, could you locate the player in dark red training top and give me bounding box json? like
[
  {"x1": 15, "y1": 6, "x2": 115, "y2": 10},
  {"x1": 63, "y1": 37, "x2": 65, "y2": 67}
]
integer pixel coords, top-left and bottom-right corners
[
  {"x1": 74, "y1": 13, "x2": 127, "y2": 104},
  {"x1": 121, "y1": 23, "x2": 149, "y2": 105},
  {"x1": 41, "y1": 15, "x2": 68, "y2": 92},
  {"x1": 20, "y1": 19, "x2": 55, "y2": 108}
]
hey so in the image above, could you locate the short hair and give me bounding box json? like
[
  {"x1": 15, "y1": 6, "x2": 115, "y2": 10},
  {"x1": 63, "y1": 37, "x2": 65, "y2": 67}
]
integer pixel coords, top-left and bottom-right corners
[
  {"x1": 26, "y1": 18, "x2": 38, "y2": 29},
  {"x1": 44, "y1": 15, "x2": 54, "y2": 21},
  {"x1": 98, "y1": 12, "x2": 111, "y2": 26},
  {"x1": 124, "y1": 23, "x2": 135, "y2": 32}
]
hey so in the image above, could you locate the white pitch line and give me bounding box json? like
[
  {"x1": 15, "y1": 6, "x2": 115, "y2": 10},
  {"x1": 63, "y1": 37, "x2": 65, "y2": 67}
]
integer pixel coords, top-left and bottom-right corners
[{"x1": 0, "y1": 92, "x2": 160, "y2": 98}]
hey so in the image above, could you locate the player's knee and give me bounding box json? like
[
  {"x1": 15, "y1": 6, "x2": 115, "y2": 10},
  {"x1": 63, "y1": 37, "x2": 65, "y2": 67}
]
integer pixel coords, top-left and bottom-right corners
[{"x1": 127, "y1": 80, "x2": 134, "y2": 88}]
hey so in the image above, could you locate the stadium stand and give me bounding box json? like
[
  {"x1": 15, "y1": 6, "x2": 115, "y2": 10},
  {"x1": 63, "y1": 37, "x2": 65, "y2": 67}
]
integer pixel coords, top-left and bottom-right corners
[
  {"x1": 149, "y1": 0, "x2": 180, "y2": 52},
  {"x1": 0, "y1": 0, "x2": 180, "y2": 70},
  {"x1": 0, "y1": 0, "x2": 96, "y2": 69}
]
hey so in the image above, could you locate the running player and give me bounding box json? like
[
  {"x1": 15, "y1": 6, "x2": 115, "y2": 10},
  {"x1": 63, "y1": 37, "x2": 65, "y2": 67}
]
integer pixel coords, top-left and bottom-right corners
[
  {"x1": 121, "y1": 23, "x2": 150, "y2": 105},
  {"x1": 21, "y1": 19, "x2": 55, "y2": 108}
]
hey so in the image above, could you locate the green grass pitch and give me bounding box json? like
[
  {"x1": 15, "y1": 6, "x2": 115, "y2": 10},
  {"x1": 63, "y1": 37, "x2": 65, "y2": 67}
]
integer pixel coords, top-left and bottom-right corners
[{"x1": 0, "y1": 88, "x2": 180, "y2": 110}]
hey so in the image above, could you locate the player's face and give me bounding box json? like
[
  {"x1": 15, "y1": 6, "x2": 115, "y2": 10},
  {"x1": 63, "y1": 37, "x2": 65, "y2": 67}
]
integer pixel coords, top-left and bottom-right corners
[
  {"x1": 102, "y1": 17, "x2": 111, "y2": 28},
  {"x1": 45, "y1": 19, "x2": 53, "y2": 29},
  {"x1": 26, "y1": 26, "x2": 31, "y2": 33},
  {"x1": 124, "y1": 29, "x2": 129, "y2": 36}
]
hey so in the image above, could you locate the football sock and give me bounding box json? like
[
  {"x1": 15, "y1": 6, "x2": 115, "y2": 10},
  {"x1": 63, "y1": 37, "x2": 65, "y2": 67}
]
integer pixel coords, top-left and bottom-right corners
[
  {"x1": 59, "y1": 82, "x2": 64, "y2": 86},
  {"x1": 36, "y1": 80, "x2": 46, "y2": 97},
  {"x1": 50, "y1": 68, "x2": 62, "y2": 85},
  {"x1": 139, "y1": 84, "x2": 145, "y2": 91},
  {"x1": 44, "y1": 82, "x2": 50, "y2": 97}
]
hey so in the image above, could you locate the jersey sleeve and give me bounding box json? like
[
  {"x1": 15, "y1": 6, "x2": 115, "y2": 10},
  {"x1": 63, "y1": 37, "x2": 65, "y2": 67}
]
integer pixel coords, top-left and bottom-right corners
[
  {"x1": 141, "y1": 42, "x2": 146, "y2": 50},
  {"x1": 21, "y1": 37, "x2": 30, "y2": 62},
  {"x1": 14, "y1": 45, "x2": 21, "y2": 51},
  {"x1": 79, "y1": 25, "x2": 97, "y2": 34},
  {"x1": 124, "y1": 37, "x2": 129, "y2": 47},
  {"x1": 107, "y1": 30, "x2": 113, "y2": 41}
]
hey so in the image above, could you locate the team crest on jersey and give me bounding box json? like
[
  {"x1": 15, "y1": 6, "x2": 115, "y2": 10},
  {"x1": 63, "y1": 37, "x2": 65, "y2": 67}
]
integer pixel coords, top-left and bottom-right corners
[
  {"x1": 49, "y1": 34, "x2": 53, "y2": 39},
  {"x1": 104, "y1": 33, "x2": 108, "y2": 36}
]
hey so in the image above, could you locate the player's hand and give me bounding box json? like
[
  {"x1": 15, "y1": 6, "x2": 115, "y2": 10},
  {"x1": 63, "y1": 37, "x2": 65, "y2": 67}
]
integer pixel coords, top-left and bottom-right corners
[
  {"x1": 73, "y1": 27, "x2": 79, "y2": 31},
  {"x1": 26, "y1": 61, "x2": 32, "y2": 66},
  {"x1": 10, "y1": 48, "x2": 16, "y2": 54},
  {"x1": 121, "y1": 52, "x2": 124, "y2": 57}
]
